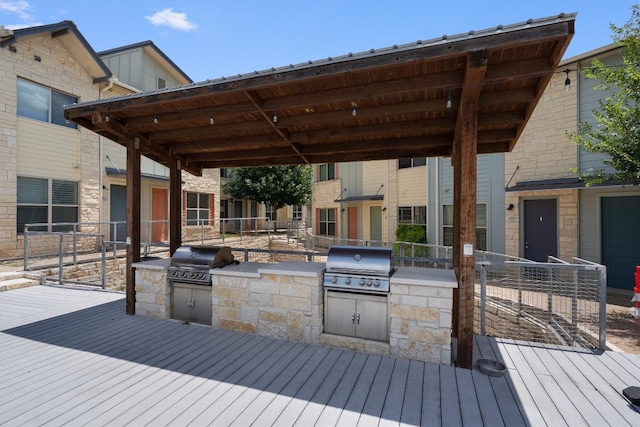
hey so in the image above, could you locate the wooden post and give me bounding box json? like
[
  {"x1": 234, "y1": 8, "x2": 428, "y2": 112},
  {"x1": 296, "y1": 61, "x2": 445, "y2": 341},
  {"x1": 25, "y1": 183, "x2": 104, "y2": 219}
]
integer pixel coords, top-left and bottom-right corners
[
  {"x1": 453, "y1": 103, "x2": 478, "y2": 369},
  {"x1": 125, "y1": 138, "x2": 141, "y2": 315},
  {"x1": 169, "y1": 159, "x2": 182, "y2": 255}
]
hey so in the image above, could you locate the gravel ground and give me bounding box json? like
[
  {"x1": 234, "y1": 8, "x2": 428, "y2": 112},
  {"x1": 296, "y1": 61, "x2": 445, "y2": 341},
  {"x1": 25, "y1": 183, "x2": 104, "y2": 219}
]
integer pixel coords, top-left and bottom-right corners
[{"x1": 606, "y1": 288, "x2": 640, "y2": 354}]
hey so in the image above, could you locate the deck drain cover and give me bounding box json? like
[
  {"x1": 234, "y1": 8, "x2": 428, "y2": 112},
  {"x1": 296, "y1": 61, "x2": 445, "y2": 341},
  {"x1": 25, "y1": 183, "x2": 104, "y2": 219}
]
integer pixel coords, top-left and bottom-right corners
[{"x1": 477, "y1": 359, "x2": 506, "y2": 377}]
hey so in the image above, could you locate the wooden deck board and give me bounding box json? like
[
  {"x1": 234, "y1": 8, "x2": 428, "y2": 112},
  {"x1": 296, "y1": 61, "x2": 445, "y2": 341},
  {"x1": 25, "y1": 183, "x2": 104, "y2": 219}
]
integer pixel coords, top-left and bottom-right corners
[{"x1": 1, "y1": 285, "x2": 639, "y2": 427}]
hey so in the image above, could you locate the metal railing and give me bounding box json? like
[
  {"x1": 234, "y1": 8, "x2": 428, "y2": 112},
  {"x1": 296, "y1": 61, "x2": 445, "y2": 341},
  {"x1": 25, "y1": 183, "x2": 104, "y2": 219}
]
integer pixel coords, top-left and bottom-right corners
[{"x1": 21, "y1": 224, "x2": 606, "y2": 350}]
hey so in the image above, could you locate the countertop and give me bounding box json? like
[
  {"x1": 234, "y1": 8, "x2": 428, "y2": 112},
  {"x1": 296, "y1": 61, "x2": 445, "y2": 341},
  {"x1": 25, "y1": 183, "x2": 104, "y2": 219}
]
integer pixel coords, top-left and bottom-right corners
[{"x1": 391, "y1": 267, "x2": 458, "y2": 288}]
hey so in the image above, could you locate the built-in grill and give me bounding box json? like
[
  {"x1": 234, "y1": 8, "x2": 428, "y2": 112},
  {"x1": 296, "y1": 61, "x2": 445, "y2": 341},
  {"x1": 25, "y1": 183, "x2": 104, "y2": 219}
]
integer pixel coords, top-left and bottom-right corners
[
  {"x1": 323, "y1": 245, "x2": 394, "y2": 293},
  {"x1": 167, "y1": 245, "x2": 236, "y2": 286}
]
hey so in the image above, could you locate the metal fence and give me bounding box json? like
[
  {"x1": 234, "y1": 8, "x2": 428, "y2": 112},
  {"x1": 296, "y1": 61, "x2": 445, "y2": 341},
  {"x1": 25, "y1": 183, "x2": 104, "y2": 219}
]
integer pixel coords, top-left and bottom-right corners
[{"x1": 21, "y1": 224, "x2": 606, "y2": 350}]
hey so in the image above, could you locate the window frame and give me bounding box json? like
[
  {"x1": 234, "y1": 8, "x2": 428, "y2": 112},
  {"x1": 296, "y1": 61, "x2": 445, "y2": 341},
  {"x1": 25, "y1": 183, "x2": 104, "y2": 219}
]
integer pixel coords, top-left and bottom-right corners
[
  {"x1": 318, "y1": 163, "x2": 335, "y2": 181},
  {"x1": 442, "y1": 203, "x2": 487, "y2": 251},
  {"x1": 185, "y1": 192, "x2": 211, "y2": 226},
  {"x1": 17, "y1": 176, "x2": 78, "y2": 233},
  {"x1": 398, "y1": 158, "x2": 426, "y2": 169},
  {"x1": 17, "y1": 78, "x2": 78, "y2": 129},
  {"x1": 398, "y1": 205, "x2": 427, "y2": 226},
  {"x1": 318, "y1": 208, "x2": 336, "y2": 236}
]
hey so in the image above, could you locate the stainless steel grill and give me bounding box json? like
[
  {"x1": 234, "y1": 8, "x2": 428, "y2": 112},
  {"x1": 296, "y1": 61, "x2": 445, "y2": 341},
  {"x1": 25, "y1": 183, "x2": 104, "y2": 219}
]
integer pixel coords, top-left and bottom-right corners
[
  {"x1": 323, "y1": 245, "x2": 394, "y2": 293},
  {"x1": 167, "y1": 245, "x2": 236, "y2": 286}
]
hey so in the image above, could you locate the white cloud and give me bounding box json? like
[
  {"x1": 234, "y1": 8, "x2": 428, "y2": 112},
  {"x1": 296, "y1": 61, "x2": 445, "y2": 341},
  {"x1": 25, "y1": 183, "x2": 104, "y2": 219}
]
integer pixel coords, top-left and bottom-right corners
[
  {"x1": 0, "y1": 0, "x2": 33, "y2": 21},
  {"x1": 145, "y1": 8, "x2": 197, "y2": 31}
]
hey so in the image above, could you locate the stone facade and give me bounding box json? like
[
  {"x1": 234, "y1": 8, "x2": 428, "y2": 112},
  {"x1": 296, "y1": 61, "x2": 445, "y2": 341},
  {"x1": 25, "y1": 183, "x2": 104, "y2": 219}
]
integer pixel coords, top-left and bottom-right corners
[
  {"x1": 134, "y1": 262, "x2": 170, "y2": 319},
  {"x1": 210, "y1": 262, "x2": 325, "y2": 344},
  {"x1": 388, "y1": 282, "x2": 453, "y2": 364},
  {"x1": 504, "y1": 60, "x2": 580, "y2": 262},
  {"x1": 0, "y1": 30, "x2": 103, "y2": 258}
]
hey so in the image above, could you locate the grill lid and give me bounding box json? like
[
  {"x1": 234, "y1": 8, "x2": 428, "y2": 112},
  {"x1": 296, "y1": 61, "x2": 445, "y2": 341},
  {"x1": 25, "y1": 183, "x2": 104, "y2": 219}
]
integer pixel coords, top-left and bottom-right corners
[
  {"x1": 169, "y1": 245, "x2": 235, "y2": 269},
  {"x1": 325, "y1": 245, "x2": 393, "y2": 276}
]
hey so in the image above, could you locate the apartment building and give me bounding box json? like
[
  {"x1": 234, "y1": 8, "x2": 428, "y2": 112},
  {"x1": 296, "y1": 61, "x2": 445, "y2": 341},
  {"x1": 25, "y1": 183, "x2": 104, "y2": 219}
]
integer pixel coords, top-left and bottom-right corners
[
  {"x1": 311, "y1": 43, "x2": 639, "y2": 291},
  {"x1": 0, "y1": 21, "x2": 221, "y2": 258},
  {"x1": 506, "y1": 44, "x2": 640, "y2": 290}
]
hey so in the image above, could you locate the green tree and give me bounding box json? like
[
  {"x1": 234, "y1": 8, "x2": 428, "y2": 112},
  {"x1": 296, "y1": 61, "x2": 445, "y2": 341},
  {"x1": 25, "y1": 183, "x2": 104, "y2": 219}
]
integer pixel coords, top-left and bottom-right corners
[
  {"x1": 222, "y1": 165, "x2": 313, "y2": 213},
  {"x1": 569, "y1": 4, "x2": 640, "y2": 186}
]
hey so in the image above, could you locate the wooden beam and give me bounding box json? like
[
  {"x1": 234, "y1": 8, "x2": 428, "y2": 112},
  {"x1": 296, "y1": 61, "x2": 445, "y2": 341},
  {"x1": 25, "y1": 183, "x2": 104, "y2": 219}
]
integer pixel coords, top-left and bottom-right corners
[
  {"x1": 453, "y1": 51, "x2": 485, "y2": 370},
  {"x1": 126, "y1": 138, "x2": 142, "y2": 315},
  {"x1": 169, "y1": 159, "x2": 182, "y2": 255}
]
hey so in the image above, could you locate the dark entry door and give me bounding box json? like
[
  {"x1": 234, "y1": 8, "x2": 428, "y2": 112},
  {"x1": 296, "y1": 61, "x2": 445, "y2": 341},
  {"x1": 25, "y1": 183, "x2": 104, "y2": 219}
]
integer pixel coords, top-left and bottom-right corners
[
  {"x1": 524, "y1": 199, "x2": 557, "y2": 262},
  {"x1": 602, "y1": 196, "x2": 640, "y2": 290},
  {"x1": 110, "y1": 184, "x2": 126, "y2": 242}
]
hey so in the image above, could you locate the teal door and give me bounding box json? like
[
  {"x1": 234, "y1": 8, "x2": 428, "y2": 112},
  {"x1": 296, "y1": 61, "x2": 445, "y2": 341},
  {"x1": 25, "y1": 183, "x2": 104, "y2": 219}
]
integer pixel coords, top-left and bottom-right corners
[
  {"x1": 602, "y1": 196, "x2": 640, "y2": 290},
  {"x1": 109, "y1": 185, "x2": 126, "y2": 242},
  {"x1": 369, "y1": 206, "x2": 382, "y2": 244}
]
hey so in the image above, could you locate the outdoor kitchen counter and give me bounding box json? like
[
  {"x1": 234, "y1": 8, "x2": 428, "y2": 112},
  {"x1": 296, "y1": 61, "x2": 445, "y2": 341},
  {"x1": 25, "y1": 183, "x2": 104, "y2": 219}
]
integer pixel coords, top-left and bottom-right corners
[
  {"x1": 208, "y1": 261, "x2": 326, "y2": 344},
  {"x1": 134, "y1": 260, "x2": 457, "y2": 365},
  {"x1": 389, "y1": 266, "x2": 457, "y2": 364}
]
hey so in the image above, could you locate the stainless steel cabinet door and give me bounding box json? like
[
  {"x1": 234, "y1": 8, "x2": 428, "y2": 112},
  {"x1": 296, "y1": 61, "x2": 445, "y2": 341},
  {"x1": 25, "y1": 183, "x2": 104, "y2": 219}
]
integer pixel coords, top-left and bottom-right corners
[
  {"x1": 325, "y1": 293, "x2": 357, "y2": 337},
  {"x1": 191, "y1": 287, "x2": 212, "y2": 325},
  {"x1": 356, "y1": 298, "x2": 388, "y2": 341},
  {"x1": 172, "y1": 285, "x2": 193, "y2": 321}
]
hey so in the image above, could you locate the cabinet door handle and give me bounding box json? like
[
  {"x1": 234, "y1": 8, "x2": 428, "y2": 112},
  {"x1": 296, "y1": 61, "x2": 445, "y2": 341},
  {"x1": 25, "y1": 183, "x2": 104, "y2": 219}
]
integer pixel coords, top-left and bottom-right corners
[
  {"x1": 352, "y1": 312, "x2": 356, "y2": 324},
  {"x1": 356, "y1": 313, "x2": 360, "y2": 325}
]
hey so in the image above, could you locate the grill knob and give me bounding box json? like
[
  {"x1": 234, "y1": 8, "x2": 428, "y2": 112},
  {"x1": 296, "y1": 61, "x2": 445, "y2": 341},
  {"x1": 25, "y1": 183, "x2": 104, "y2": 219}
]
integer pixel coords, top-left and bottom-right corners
[
  {"x1": 374, "y1": 280, "x2": 380, "y2": 287},
  {"x1": 367, "y1": 280, "x2": 373, "y2": 286},
  {"x1": 359, "y1": 279, "x2": 365, "y2": 286},
  {"x1": 345, "y1": 278, "x2": 351, "y2": 285}
]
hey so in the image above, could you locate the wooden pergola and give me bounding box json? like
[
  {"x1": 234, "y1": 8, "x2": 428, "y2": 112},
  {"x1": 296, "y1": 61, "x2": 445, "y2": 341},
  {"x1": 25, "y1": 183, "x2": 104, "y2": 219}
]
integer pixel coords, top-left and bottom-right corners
[{"x1": 65, "y1": 13, "x2": 574, "y2": 369}]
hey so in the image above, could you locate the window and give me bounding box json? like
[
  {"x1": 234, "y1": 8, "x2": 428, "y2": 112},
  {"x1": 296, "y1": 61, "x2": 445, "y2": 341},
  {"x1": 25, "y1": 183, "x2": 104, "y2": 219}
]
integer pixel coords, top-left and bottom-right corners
[
  {"x1": 220, "y1": 168, "x2": 231, "y2": 178},
  {"x1": 318, "y1": 208, "x2": 336, "y2": 236},
  {"x1": 398, "y1": 158, "x2": 426, "y2": 169},
  {"x1": 442, "y1": 204, "x2": 487, "y2": 251},
  {"x1": 292, "y1": 205, "x2": 303, "y2": 220},
  {"x1": 265, "y1": 203, "x2": 276, "y2": 221},
  {"x1": 398, "y1": 206, "x2": 426, "y2": 226},
  {"x1": 157, "y1": 77, "x2": 166, "y2": 89},
  {"x1": 318, "y1": 163, "x2": 335, "y2": 181},
  {"x1": 17, "y1": 177, "x2": 78, "y2": 233},
  {"x1": 220, "y1": 200, "x2": 228, "y2": 218},
  {"x1": 186, "y1": 192, "x2": 210, "y2": 226},
  {"x1": 17, "y1": 78, "x2": 77, "y2": 129}
]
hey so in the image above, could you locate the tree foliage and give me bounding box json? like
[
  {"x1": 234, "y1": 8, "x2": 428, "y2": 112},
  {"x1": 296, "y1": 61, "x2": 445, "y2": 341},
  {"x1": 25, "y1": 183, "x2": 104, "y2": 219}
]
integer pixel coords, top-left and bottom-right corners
[
  {"x1": 569, "y1": 4, "x2": 640, "y2": 186},
  {"x1": 222, "y1": 165, "x2": 312, "y2": 211}
]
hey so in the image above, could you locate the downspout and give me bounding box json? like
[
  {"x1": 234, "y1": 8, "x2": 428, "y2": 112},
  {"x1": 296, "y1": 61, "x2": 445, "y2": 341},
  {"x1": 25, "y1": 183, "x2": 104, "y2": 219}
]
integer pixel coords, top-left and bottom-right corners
[{"x1": 98, "y1": 78, "x2": 115, "y2": 223}]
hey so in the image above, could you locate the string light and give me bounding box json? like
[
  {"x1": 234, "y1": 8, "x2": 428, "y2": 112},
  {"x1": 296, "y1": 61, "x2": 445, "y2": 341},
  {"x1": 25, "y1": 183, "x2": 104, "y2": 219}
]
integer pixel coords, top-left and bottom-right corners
[
  {"x1": 446, "y1": 89, "x2": 452, "y2": 109},
  {"x1": 209, "y1": 115, "x2": 215, "y2": 125},
  {"x1": 351, "y1": 99, "x2": 357, "y2": 117},
  {"x1": 272, "y1": 111, "x2": 278, "y2": 123},
  {"x1": 105, "y1": 113, "x2": 110, "y2": 122},
  {"x1": 153, "y1": 114, "x2": 158, "y2": 124},
  {"x1": 564, "y1": 69, "x2": 571, "y2": 91}
]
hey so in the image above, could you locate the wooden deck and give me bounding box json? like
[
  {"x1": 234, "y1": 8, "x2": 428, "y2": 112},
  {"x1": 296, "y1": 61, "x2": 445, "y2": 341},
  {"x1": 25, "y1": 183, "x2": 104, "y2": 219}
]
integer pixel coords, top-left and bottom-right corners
[{"x1": 1, "y1": 285, "x2": 639, "y2": 426}]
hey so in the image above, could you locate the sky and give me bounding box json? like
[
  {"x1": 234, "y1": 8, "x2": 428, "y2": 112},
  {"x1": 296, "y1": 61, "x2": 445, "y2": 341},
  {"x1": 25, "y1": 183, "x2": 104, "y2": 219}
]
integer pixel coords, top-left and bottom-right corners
[{"x1": 1, "y1": 0, "x2": 638, "y2": 83}]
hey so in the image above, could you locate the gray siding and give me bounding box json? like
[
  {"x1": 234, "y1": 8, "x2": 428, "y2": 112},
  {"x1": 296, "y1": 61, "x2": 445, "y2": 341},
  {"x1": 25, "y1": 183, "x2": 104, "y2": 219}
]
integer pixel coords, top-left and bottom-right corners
[
  {"x1": 578, "y1": 52, "x2": 623, "y2": 175},
  {"x1": 431, "y1": 154, "x2": 504, "y2": 253}
]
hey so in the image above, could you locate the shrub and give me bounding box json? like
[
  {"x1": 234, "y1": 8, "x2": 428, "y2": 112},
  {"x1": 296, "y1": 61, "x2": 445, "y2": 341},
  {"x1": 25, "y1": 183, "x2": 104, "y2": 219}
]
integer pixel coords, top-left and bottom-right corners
[{"x1": 394, "y1": 223, "x2": 430, "y2": 257}]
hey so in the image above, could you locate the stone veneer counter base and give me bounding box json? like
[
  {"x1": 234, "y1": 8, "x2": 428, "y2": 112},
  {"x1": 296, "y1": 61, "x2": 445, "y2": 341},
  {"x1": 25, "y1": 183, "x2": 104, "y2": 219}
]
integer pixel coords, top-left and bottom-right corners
[{"x1": 133, "y1": 260, "x2": 457, "y2": 365}]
